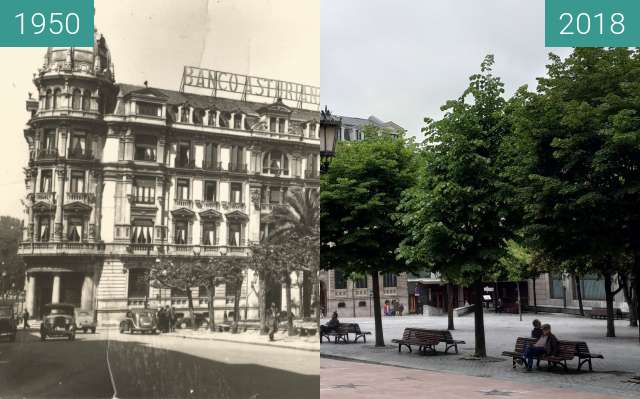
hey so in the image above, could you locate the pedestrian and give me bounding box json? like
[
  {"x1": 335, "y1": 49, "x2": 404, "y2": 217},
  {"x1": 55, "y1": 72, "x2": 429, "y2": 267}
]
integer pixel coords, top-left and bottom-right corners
[
  {"x1": 268, "y1": 302, "x2": 279, "y2": 341},
  {"x1": 22, "y1": 309, "x2": 30, "y2": 329},
  {"x1": 522, "y1": 323, "x2": 559, "y2": 371},
  {"x1": 391, "y1": 300, "x2": 397, "y2": 316},
  {"x1": 170, "y1": 307, "x2": 177, "y2": 332},
  {"x1": 157, "y1": 307, "x2": 166, "y2": 333},
  {"x1": 398, "y1": 303, "x2": 404, "y2": 317},
  {"x1": 383, "y1": 300, "x2": 390, "y2": 316}
]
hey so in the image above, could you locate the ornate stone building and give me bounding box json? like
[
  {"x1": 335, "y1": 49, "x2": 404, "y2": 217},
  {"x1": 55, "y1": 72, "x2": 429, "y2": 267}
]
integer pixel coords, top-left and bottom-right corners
[{"x1": 19, "y1": 30, "x2": 320, "y2": 325}]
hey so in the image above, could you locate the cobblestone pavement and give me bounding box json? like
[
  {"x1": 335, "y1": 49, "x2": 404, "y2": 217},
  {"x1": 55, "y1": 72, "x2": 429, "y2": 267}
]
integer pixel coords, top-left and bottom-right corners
[
  {"x1": 321, "y1": 358, "x2": 624, "y2": 399},
  {"x1": 320, "y1": 313, "x2": 640, "y2": 398}
]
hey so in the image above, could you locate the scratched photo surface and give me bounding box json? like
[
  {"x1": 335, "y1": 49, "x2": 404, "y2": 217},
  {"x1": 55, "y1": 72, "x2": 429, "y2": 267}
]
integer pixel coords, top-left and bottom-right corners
[{"x1": 0, "y1": 1, "x2": 320, "y2": 398}]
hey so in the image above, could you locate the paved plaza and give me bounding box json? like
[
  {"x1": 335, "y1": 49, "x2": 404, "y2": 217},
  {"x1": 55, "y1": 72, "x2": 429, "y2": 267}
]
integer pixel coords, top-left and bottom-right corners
[{"x1": 320, "y1": 312, "x2": 640, "y2": 398}]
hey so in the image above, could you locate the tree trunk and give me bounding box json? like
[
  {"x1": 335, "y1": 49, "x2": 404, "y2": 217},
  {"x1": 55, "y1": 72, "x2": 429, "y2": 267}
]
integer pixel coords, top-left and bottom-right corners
[
  {"x1": 371, "y1": 271, "x2": 385, "y2": 347},
  {"x1": 286, "y1": 275, "x2": 294, "y2": 336},
  {"x1": 311, "y1": 271, "x2": 320, "y2": 328},
  {"x1": 186, "y1": 288, "x2": 196, "y2": 331},
  {"x1": 303, "y1": 270, "x2": 312, "y2": 319},
  {"x1": 575, "y1": 274, "x2": 585, "y2": 317},
  {"x1": 473, "y1": 280, "x2": 487, "y2": 358},
  {"x1": 532, "y1": 278, "x2": 538, "y2": 314},
  {"x1": 232, "y1": 282, "x2": 241, "y2": 334},
  {"x1": 259, "y1": 271, "x2": 267, "y2": 335},
  {"x1": 208, "y1": 281, "x2": 215, "y2": 332},
  {"x1": 633, "y1": 274, "x2": 640, "y2": 343},
  {"x1": 446, "y1": 283, "x2": 455, "y2": 330},
  {"x1": 603, "y1": 272, "x2": 616, "y2": 338},
  {"x1": 620, "y1": 274, "x2": 637, "y2": 327},
  {"x1": 298, "y1": 272, "x2": 304, "y2": 319}
]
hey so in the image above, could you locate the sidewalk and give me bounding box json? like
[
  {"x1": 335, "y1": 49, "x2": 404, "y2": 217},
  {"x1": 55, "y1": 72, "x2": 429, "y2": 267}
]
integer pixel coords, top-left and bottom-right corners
[
  {"x1": 321, "y1": 358, "x2": 623, "y2": 399},
  {"x1": 162, "y1": 328, "x2": 320, "y2": 352}
]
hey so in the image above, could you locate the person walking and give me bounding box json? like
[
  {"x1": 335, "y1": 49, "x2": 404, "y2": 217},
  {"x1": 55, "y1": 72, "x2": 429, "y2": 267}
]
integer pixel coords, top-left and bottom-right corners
[
  {"x1": 158, "y1": 307, "x2": 166, "y2": 333},
  {"x1": 169, "y1": 306, "x2": 176, "y2": 332},
  {"x1": 22, "y1": 309, "x2": 30, "y2": 330},
  {"x1": 268, "y1": 302, "x2": 279, "y2": 341}
]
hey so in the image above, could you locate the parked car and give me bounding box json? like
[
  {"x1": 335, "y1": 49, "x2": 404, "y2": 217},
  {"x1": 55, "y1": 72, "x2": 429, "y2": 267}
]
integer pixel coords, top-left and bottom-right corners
[
  {"x1": 40, "y1": 303, "x2": 75, "y2": 341},
  {"x1": 74, "y1": 309, "x2": 96, "y2": 333},
  {"x1": 175, "y1": 312, "x2": 209, "y2": 329},
  {"x1": 0, "y1": 304, "x2": 17, "y2": 342},
  {"x1": 119, "y1": 309, "x2": 158, "y2": 334}
]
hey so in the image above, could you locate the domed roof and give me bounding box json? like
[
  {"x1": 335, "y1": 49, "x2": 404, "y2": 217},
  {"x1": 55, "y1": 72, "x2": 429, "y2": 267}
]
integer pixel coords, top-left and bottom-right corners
[{"x1": 40, "y1": 29, "x2": 114, "y2": 81}]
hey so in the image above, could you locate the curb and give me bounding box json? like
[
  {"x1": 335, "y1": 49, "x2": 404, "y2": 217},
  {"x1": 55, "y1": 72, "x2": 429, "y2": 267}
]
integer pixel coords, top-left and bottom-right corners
[{"x1": 169, "y1": 333, "x2": 320, "y2": 353}]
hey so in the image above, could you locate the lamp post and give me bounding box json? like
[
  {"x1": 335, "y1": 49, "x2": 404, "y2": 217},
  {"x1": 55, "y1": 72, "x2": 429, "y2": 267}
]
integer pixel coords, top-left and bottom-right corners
[
  {"x1": 320, "y1": 106, "x2": 341, "y2": 173},
  {"x1": 1, "y1": 270, "x2": 7, "y2": 301}
]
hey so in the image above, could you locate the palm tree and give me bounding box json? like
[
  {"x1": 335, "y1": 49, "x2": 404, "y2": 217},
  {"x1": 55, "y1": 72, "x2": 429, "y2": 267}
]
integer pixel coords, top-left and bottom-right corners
[{"x1": 266, "y1": 188, "x2": 320, "y2": 331}]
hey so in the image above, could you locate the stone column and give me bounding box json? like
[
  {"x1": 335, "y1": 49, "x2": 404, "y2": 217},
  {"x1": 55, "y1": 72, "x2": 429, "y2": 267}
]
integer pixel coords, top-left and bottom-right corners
[
  {"x1": 51, "y1": 274, "x2": 61, "y2": 304},
  {"x1": 54, "y1": 169, "x2": 66, "y2": 241},
  {"x1": 25, "y1": 274, "x2": 36, "y2": 316},
  {"x1": 81, "y1": 274, "x2": 94, "y2": 310}
]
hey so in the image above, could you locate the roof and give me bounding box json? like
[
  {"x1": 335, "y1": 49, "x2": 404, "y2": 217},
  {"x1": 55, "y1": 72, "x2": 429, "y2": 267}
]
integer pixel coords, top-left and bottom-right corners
[
  {"x1": 339, "y1": 115, "x2": 404, "y2": 132},
  {"x1": 116, "y1": 83, "x2": 319, "y2": 121}
]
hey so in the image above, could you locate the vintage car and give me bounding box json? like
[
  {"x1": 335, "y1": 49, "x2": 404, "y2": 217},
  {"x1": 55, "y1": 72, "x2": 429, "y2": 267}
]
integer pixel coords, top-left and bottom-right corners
[
  {"x1": 119, "y1": 309, "x2": 158, "y2": 334},
  {"x1": 0, "y1": 304, "x2": 17, "y2": 342},
  {"x1": 74, "y1": 308, "x2": 96, "y2": 333},
  {"x1": 41, "y1": 303, "x2": 75, "y2": 341}
]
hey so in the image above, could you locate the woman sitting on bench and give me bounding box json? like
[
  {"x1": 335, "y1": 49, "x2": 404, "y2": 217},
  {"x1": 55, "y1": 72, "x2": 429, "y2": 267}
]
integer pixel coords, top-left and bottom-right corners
[
  {"x1": 524, "y1": 323, "x2": 559, "y2": 371},
  {"x1": 321, "y1": 311, "x2": 341, "y2": 335}
]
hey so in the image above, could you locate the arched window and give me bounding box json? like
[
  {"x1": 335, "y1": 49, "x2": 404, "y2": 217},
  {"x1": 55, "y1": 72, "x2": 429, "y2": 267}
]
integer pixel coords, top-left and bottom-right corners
[
  {"x1": 180, "y1": 106, "x2": 190, "y2": 123},
  {"x1": 82, "y1": 89, "x2": 91, "y2": 111},
  {"x1": 262, "y1": 151, "x2": 289, "y2": 176},
  {"x1": 53, "y1": 88, "x2": 62, "y2": 109},
  {"x1": 208, "y1": 109, "x2": 217, "y2": 127},
  {"x1": 233, "y1": 113, "x2": 243, "y2": 130},
  {"x1": 72, "y1": 89, "x2": 81, "y2": 110},
  {"x1": 193, "y1": 109, "x2": 204, "y2": 125},
  {"x1": 219, "y1": 112, "x2": 230, "y2": 128},
  {"x1": 45, "y1": 90, "x2": 52, "y2": 110}
]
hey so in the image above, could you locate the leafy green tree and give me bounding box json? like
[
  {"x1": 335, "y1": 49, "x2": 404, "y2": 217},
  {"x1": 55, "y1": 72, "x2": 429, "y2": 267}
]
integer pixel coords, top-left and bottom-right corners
[
  {"x1": 399, "y1": 56, "x2": 513, "y2": 357},
  {"x1": 510, "y1": 48, "x2": 640, "y2": 338},
  {"x1": 322, "y1": 125, "x2": 416, "y2": 346}
]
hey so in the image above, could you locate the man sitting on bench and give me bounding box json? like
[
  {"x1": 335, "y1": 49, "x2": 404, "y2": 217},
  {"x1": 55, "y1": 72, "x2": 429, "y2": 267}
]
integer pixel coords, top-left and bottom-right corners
[
  {"x1": 523, "y1": 323, "x2": 559, "y2": 371},
  {"x1": 321, "y1": 311, "x2": 341, "y2": 335}
]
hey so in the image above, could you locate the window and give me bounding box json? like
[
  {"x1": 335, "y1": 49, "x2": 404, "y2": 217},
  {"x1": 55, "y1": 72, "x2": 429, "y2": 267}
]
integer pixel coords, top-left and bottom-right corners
[
  {"x1": 128, "y1": 268, "x2": 149, "y2": 298},
  {"x1": 136, "y1": 102, "x2": 161, "y2": 117},
  {"x1": 174, "y1": 220, "x2": 188, "y2": 244},
  {"x1": 262, "y1": 151, "x2": 289, "y2": 175},
  {"x1": 202, "y1": 222, "x2": 217, "y2": 245},
  {"x1": 279, "y1": 119, "x2": 286, "y2": 133},
  {"x1": 38, "y1": 217, "x2": 50, "y2": 242},
  {"x1": 228, "y1": 222, "x2": 243, "y2": 246},
  {"x1": 193, "y1": 109, "x2": 204, "y2": 125},
  {"x1": 219, "y1": 112, "x2": 229, "y2": 128},
  {"x1": 383, "y1": 273, "x2": 397, "y2": 288},
  {"x1": 40, "y1": 170, "x2": 52, "y2": 193},
  {"x1": 43, "y1": 130, "x2": 56, "y2": 153},
  {"x1": 176, "y1": 142, "x2": 191, "y2": 167},
  {"x1": 67, "y1": 218, "x2": 83, "y2": 242},
  {"x1": 573, "y1": 274, "x2": 606, "y2": 301},
  {"x1": 180, "y1": 106, "x2": 190, "y2": 123},
  {"x1": 69, "y1": 133, "x2": 87, "y2": 158},
  {"x1": 233, "y1": 113, "x2": 243, "y2": 129},
  {"x1": 176, "y1": 179, "x2": 190, "y2": 200},
  {"x1": 269, "y1": 117, "x2": 276, "y2": 132},
  {"x1": 53, "y1": 88, "x2": 61, "y2": 109},
  {"x1": 203, "y1": 143, "x2": 217, "y2": 169},
  {"x1": 259, "y1": 222, "x2": 273, "y2": 242},
  {"x1": 134, "y1": 177, "x2": 155, "y2": 204},
  {"x1": 549, "y1": 273, "x2": 564, "y2": 299},
  {"x1": 269, "y1": 188, "x2": 282, "y2": 204},
  {"x1": 82, "y1": 90, "x2": 91, "y2": 111},
  {"x1": 358, "y1": 301, "x2": 367, "y2": 307},
  {"x1": 355, "y1": 277, "x2": 367, "y2": 289},
  {"x1": 337, "y1": 302, "x2": 346, "y2": 308},
  {"x1": 225, "y1": 283, "x2": 237, "y2": 304},
  {"x1": 308, "y1": 123, "x2": 316, "y2": 138},
  {"x1": 131, "y1": 220, "x2": 154, "y2": 244},
  {"x1": 45, "y1": 90, "x2": 52, "y2": 110},
  {"x1": 229, "y1": 145, "x2": 244, "y2": 171},
  {"x1": 72, "y1": 89, "x2": 81, "y2": 110},
  {"x1": 344, "y1": 128, "x2": 352, "y2": 141},
  {"x1": 168, "y1": 106, "x2": 179, "y2": 123},
  {"x1": 208, "y1": 110, "x2": 217, "y2": 127},
  {"x1": 334, "y1": 269, "x2": 347, "y2": 290},
  {"x1": 307, "y1": 153, "x2": 318, "y2": 173},
  {"x1": 69, "y1": 171, "x2": 85, "y2": 193},
  {"x1": 203, "y1": 181, "x2": 216, "y2": 202},
  {"x1": 229, "y1": 183, "x2": 242, "y2": 204},
  {"x1": 134, "y1": 135, "x2": 157, "y2": 161}
]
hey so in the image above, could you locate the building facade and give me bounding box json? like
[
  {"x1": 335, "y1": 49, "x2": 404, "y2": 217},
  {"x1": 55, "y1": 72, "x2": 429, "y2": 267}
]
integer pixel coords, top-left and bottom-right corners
[{"x1": 18, "y1": 31, "x2": 320, "y2": 325}]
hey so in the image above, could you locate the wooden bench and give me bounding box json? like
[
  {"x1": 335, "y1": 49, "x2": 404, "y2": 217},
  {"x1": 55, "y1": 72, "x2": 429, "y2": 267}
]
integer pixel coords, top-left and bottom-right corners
[
  {"x1": 590, "y1": 307, "x2": 625, "y2": 320},
  {"x1": 413, "y1": 328, "x2": 466, "y2": 354},
  {"x1": 572, "y1": 341, "x2": 604, "y2": 371},
  {"x1": 320, "y1": 323, "x2": 371, "y2": 343},
  {"x1": 341, "y1": 323, "x2": 371, "y2": 343},
  {"x1": 391, "y1": 328, "x2": 441, "y2": 354},
  {"x1": 501, "y1": 337, "x2": 579, "y2": 372}
]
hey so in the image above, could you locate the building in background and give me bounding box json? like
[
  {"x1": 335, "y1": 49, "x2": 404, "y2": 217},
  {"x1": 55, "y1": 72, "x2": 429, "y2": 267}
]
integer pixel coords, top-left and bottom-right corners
[
  {"x1": 18, "y1": 29, "x2": 320, "y2": 325},
  {"x1": 336, "y1": 115, "x2": 403, "y2": 142}
]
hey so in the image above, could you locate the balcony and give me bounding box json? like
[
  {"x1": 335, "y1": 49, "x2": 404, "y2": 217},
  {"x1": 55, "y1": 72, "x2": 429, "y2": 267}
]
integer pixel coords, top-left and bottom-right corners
[
  {"x1": 132, "y1": 195, "x2": 156, "y2": 206},
  {"x1": 227, "y1": 163, "x2": 248, "y2": 173},
  {"x1": 127, "y1": 243, "x2": 157, "y2": 256},
  {"x1": 260, "y1": 202, "x2": 285, "y2": 212},
  {"x1": 18, "y1": 241, "x2": 103, "y2": 256},
  {"x1": 174, "y1": 158, "x2": 195, "y2": 169},
  {"x1": 354, "y1": 288, "x2": 369, "y2": 297},
  {"x1": 228, "y1": 202, "x2": 245, "y2": 210},
  {"x1": 174, "y1": 199, "x2": 193, "y2": 208},
  {"x1": 68, "y1": 149, "x2": 94, "y2": 161},
  {"x1": 262, "y1": 167, "x2": 289, "y2": 177},
  {"x1": 33, "y1": 192, "x2": 56, "y2": 204},
  {"x1": 334, "y1": 289, "x2": 347, "y2": 298},
  {"x1": 304, "y1": 169, "x2": 319, "y2": 179},
  {"x1": 200, "y1": 200, "x2": 219, "y2": 209},
  {"x1": 37, "y1": 149, "x2": 59, "y2": 160},
  {"x1": 203, "y1": 161, "x2": 223, "y2": 171},
  {"x1": 66, "y1": 192, "x2": 93, "y2": 204},
  {"x1": 383, "y1": 287, "x2": 397, "y2": 296}
]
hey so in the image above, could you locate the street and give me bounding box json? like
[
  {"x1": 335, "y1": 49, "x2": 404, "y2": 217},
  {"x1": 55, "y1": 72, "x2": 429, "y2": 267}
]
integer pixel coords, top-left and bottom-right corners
[{"x1": 0, "y1": 329, "x2": 319, "y2": 399}]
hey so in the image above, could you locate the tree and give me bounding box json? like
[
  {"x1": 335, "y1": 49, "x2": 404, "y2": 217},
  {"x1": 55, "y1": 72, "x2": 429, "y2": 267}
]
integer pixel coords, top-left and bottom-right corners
[
  {"x1": 399, "y1": 56, "x2": 514, "y2": 357},
  {"x1": 510, "y1": 48, "x2": 639, "y2": 338},
  {"x1": 0, "y1": 216, "x2": 25, "y2": 297},
  {"x1": 322, "y1": 125, "x2": 417, "y2": 347}
]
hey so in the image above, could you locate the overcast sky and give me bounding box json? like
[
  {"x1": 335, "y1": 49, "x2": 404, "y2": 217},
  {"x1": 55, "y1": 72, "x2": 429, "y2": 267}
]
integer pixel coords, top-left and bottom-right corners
[
  {"x1": 321, "y1": 0, "x2": 571, "y2": 137},
  {"x1": 0, "y1": 0, "x2": 319, "y2": 216}
]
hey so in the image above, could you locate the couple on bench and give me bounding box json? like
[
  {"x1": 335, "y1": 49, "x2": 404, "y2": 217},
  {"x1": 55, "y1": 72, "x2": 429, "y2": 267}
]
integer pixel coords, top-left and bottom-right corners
[
  {"x1": 320, "y1": 311, "x2": 341, "y2": 335},
  {"x1": 519, "y1": 320, "x2": 560, "y2": 371}
]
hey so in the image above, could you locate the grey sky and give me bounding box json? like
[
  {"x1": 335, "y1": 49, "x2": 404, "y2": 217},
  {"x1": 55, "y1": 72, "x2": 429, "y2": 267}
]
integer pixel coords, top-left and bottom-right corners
[
  {"x1": 321, "y1": 0, "x2": 571, "y2": 138},
  {"x1": 0, "y1": 0, "x2": 319, "y2": 216}
]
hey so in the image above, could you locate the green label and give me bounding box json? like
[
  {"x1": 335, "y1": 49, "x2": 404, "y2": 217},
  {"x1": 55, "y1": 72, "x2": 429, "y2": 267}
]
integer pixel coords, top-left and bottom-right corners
[
  {"x1": 0, "y1": 0, "x2": 94, "y2": 47},
  {"x1": 546, "y1": 0, "x2": 640, "y2": 47}
]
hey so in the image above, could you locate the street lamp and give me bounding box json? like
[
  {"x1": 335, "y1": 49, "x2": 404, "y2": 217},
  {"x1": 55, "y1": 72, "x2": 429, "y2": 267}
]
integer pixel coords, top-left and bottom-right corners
[
  {"x1": 1, "y1": 271, "x2": 7, "y2": 301},
  {"x1": 320, "y1": 106, "x2": 341, "y2": 173}
]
